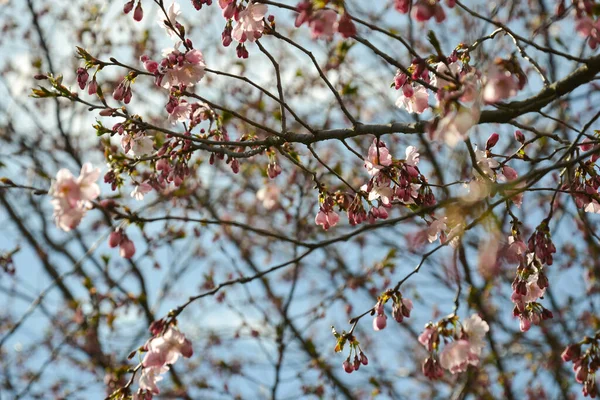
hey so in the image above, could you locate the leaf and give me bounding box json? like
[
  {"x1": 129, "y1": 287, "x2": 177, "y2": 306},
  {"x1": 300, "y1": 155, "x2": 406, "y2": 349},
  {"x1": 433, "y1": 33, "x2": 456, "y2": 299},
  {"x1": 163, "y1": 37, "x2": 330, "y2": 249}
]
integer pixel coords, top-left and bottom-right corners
[{"x1": 427, "y1": 30, "x2": 443, "y2": 57}]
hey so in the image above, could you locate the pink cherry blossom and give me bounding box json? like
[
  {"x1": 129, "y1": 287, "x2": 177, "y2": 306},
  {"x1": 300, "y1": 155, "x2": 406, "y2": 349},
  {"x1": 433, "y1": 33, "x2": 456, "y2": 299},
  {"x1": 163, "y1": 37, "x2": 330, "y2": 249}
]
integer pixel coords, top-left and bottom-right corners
[
  {"x1": 122, "y1": 134, "x2": 154, "y2": 157},
  {"x1": 431, "y1": 62, "x2": 460, "y2": 91},
  {"x1": 256, "y1": 185, "x2": 280, "y2": 210},
  {"x1": 483, "y1": 66, "x2": 519, "y2": 104},
  {"x1": 309, "y1": 9, "x2": 337, "y2": 40},
  {"x1": 161, "y1": 48, "x2": 206, "y2": 89},
  {"x1": 439, "y1": 339, "x2": 479, "y2": 373},
  {"x1": 405, "y1": 146, "x2": 420, "y2": 167},
  {"x1": 474, "y1": 147, "x2": 499, "y2": 178},
  {"x1": 419, "y1": 325, "x2": 436, "y2": 351},
  {"x1": 131, "y1": 181, "x2": 153, "y2": 201},
  {"x1": 335, "y1": 12, "x2": 356, "y2": 38},
  {"x1": 168, "y1": 99, "x2": 192, "y2": 125},
  {"x1": 157, "y1": 1, "x2": 181, "y2": 40},
  {"x1": 365, "y1": 139, "x2": 393, "y2": 176},
  {"x1": 315, "y1": 209, "x2": 340, "y2": 230},
  {"x1": 395, "y1": 85, "x2": 429, "y2": 114},
  {"x1": 427, "y1": 217, "x2": 447, "y2": 243},
  {"x1": 49, "y1": 163, "x2": 101, "y2": 231},
  {"x1": 143, "y1": 326, "x2": 194, "y2": 368},
  {"x1": 433, "y1": 104, "x2": 481, "y2": 147},
  {"x1": 138, "y1": 365, "x2": 168, "y2": 395},
  {"x1": 439, "y1": 314, "x2": 488, "y2": 374},
  {"x1": 232, "y1": 2, "x2": 268, "y2": 43},
  {"x1": 366, "y1": 184, "x2": 394, "y2": 205}
]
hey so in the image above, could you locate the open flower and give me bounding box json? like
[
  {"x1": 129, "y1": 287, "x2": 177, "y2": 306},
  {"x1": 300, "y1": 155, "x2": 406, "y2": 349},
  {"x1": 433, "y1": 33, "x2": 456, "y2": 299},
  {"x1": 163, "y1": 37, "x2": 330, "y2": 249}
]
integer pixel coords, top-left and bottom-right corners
[
  {"x1": 49, "y1": 163, "x2": 101, "y2": 231},
  {"x1": 439, "y1": 314, "x2": 489, "y2": 374},
  {"x1": 433, "y1": 104, "x2": 481, "y2": 147},
  {"x1": 143, "y1": 327, "x2": 193, "y2": 368},
  {"x1": 138, "y1": 365, "x2": 168, "y2": 395},
  {"x1": 232, "y1": 2, "x2": 268, "y2": 43},
  {"x1": 157, "y1": 1, "x2": 181, "y2": 40},
  {"x1": 309, "y1": 9, "x2": 337, "y2": 40},
  {"x1": 395, "y1": 85, "x2": 429, "y2": 114},
  {"x1": 365, "y1": 139, "x2": 393, "y2": 176}
]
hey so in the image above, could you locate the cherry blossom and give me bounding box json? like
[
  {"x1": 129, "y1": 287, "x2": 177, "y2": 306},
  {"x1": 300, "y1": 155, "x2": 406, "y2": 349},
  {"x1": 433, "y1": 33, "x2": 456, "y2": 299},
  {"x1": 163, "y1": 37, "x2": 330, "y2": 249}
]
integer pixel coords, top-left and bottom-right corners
[
  {"x1": 395, "y1": 84, "x2": 429, "y2": 114},
  {"x1": 143, "y1": 326, "x2": 193, "y2": 368},
  {"x1": 131, "y1": 181, "x2": 153, "y2": 201},
  {"x1": 309, "y1": 9, "x2": 337, "y2": 40},
  {"x1": 232, "y1": 2, "x2": 268, "y2": 43},
  {"x1": 157, "y1": 1, "x2": 182, "y2": 40},
  {"x1": 122, "y1": 134, "x2": 154, "y2": 157},
  {"x1": 315, "y1": 209, "x2": 340, "y2": 230},
  {"x1": 49, "y1": 163, "x2": 101, "y2": 231},
  {"x1": 439, "y1": 314, "x2": 489, "y2": 374},
  {"x1": 365, "y1": 139, "x2": 392, "y2": 176},
  {"x1": 404, "y1": 146, "x2": 420, "y2": 167},
  {"x1": 427, "y1": 217, "x2": 447, "y2": 243},
  {"x1": 160, "y1": 48, "x2": 206, "y2": 89},
  {"x1": 138, "y1": 365, "x2": 168, "y2": 395},
  {"x1": 167, "y1": 99, "x2": 192, "y2": 125},
  {"x1": 474, "y1": 147, "x2": 499, "y2": 178},
  {"x1": 256, "y1": 184, "x2": 280, "y2": 210},
  {"x1": 483, "y1": 66, "x2": 520, "y2": 104},
  {"x1": 433, "y1": 104, "x2": 481, "y2": 147}
]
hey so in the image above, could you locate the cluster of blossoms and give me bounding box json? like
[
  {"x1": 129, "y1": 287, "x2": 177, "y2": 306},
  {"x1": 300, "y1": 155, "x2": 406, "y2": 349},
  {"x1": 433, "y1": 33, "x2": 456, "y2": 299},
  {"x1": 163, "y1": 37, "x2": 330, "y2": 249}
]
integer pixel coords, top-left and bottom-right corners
[
  {"x1": 218, "y1": 1, "x2": 269, "y2": 57},
  {"x1": 372, "y1": 290, "x2": 414, "y2": 331},
  {"x1": 419, "y1": 314, "x2": 489, "y2": 378},
  {"x1": 134, "y1": 322, "x2": 193, "y2": 399},
  {"x1": 393, "y1": 53, "x2": 524, "y2": 147},
  {"x1": 108, "y1": 229, "x2": 137, "y2": 259},
  {"x1": 394, "y1": 0, "x2": 456, "y2": 22},
  {"x1": 567, "y1": 141, "x2": 600, "y2": 214},
  {"x1": 295, "y1": 1, "x2": 357, "y2": 40},
  {"x1": 141, "y1": 45, "x2": 206, "y2": 90},
  {"x1": 508, "y1": 221, "x2": 555, "y2": 332},
  {"x1": 123, "y1": 0, "x2": 144, "y2": 22},
  {"x1": 562, "y1": 333, "x2": 600, "y2": 398},
  {"x1": 49, "y1": 163, "x2": 101, "y2": 231},
  {"x1": 314, "y1": 138, "x2": 434, "y2": 230},
  {"x1": 331, "y1": 326, "x2": 369, "y2": 374}
]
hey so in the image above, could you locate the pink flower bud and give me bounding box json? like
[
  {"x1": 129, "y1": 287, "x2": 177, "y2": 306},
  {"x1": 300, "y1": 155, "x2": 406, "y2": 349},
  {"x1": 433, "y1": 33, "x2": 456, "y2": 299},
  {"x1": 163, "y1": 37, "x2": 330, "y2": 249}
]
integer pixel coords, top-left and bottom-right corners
[
  {"x1": 486, "y1": 132, "x2": 499, "y2": 150},
  {"x1": 514, "y1": 129, "x2": 525, "y2": 143},
  {"x1": 576, "y1": 365, "x2": 589, "y2": 383},
  {"x1": 343, "y1": 359, "x2": 354, "y2": 373},
  {"x1": 108, "y1": 231, "x2": 122, "y2": 248},
  {"x1": 360, "y1": 352, "x2": 368, "y2": 365},
  {"x1": 336, "y1": 12, "x2": 357, "y2": 39},
  {"x1": 561, "y1": 344, "x2": 581, "y2": 362},
  {"x1": 231, "y1": 159, "x2": 240, "y2": 174},
  {"x1": 373, "y1": 314, "x2": 387, "y2": 331},
  {"x1": 133, "y1": 1, "x2": 144, "y2": 21},
  {"x1": 76, "y1": 68, "x2": 89, "y2": 90},
  {"x1": 87, "y1": 77, "x2": 98, "y2": 95},
  {"x1": 123, "y1": 0, "x2": 135, "y2": 14},
  {"x1": 119, "y1": 238, "x2": 136, "y2": 259}
]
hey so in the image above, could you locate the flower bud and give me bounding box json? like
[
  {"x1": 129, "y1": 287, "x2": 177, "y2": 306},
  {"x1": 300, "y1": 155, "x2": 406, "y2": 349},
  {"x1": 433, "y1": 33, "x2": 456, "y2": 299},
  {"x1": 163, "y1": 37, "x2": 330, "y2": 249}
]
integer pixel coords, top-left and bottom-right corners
[
  {"x1": 133, "y1": 1, "x2": 144, "y2": 21},
  {"x1": 342, "y1": 359, "x2": 354, "y2": 373},
  {"x1": 108, "y1": 231, "x2": 122, "y2": 248},
  {"x1": 119, "y1": 238, "x2": 136, "y2": 259},
  {"x1": 561, "y1": 344, "x2": 581, "y2": 362},
  {"x1": 514, "y1": 129, "x2": 525, "y2": 143},
  {"x1": 123, "y1": 0, "x2": 135, "y2": 14},
  {"x1": 486, "y1": 132, "x2": 499, "y2": 150}
]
